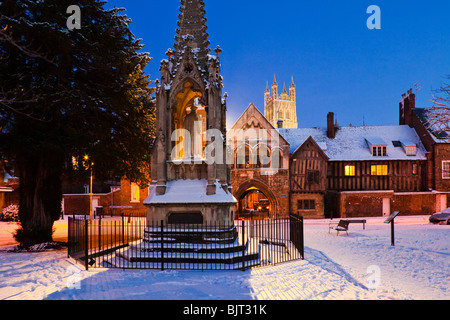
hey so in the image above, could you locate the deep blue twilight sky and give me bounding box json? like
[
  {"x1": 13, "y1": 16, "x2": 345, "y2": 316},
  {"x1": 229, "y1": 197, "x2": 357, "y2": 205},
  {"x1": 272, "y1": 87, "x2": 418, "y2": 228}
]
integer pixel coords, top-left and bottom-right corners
[{"x1": 105, "y1": 0, "x2": 450, "y2": 129}]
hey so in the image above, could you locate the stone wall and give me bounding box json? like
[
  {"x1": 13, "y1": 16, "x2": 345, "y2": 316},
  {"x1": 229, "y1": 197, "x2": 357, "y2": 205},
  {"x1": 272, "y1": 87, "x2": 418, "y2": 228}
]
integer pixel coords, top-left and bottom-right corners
[{"x1": 290, "y1": 193, "x2": 325, "y2": 219}]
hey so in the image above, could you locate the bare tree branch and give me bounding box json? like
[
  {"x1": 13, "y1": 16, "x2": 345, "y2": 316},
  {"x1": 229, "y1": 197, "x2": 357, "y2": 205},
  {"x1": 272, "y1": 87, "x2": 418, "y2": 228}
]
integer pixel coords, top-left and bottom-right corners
[
  {"x1": 0, "y1": 29, "x2": 57, "y2": 66},
  {"x1": 424, "y1": 84, "x2": 450, "y2": 136}
]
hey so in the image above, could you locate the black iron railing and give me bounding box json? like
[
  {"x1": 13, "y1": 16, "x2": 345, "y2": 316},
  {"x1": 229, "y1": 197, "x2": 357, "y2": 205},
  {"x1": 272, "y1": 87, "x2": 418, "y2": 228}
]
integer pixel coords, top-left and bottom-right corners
[{"x1": 68, "y1": 214, "x2": 304, "y2": 271}]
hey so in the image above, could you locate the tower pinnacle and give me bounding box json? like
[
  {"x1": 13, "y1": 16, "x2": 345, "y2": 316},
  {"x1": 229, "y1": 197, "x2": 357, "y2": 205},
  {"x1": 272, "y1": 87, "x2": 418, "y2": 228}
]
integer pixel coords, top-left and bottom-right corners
[{"x1": 174, "y1": 0, "x2": 211, "y2": 69}]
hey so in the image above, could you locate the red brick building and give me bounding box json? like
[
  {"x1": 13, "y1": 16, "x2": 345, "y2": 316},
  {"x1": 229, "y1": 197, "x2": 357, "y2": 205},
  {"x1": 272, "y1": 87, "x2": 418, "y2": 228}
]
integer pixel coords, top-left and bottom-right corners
[
  {"x1": 400, "y1": 89, "x2": 450, "y2": 193},
  {"x1": 62, "y1": 179, "x2": 148, "y2": 217}
]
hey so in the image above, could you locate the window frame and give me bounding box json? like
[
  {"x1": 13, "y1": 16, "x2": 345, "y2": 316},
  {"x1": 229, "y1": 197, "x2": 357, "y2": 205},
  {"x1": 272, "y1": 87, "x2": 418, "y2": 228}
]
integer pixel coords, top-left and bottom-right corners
[
  {"x1": 297, "y1": 199, "x2": 316, "y2": 210},
  {"x1": 371, "y1": 165, "x2": 388, "y2": 176},
  {"x1": 345, "y1": 165, "x2": 356, "y2": 176},
  {"x1": 306, "y1": 170, "x2": 320, "y2": 184},
  {"x1": 442, "y1": 160, "x2": 450, "y2": 179},
  {"x1": 372, "y1": 145, "x2": 387, "y2": 157},
  {"x1": 130, "y1": 182, "x2": 140, "y2": 202}
]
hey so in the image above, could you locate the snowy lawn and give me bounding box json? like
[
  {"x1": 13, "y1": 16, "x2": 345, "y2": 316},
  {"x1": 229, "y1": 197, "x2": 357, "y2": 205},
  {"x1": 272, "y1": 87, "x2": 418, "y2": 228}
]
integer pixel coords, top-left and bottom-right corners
[{"x1": 0, "y1": 216, "x2": 448, "y2": 300}]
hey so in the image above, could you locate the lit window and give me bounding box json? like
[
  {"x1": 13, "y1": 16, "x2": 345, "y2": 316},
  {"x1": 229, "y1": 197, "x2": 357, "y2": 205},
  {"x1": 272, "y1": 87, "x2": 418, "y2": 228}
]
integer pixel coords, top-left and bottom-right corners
[
  {"x1": 131, "y1": 183, "x2": 140, "y2": 202},
  {"x1": 345, "y1": 165, "x2": 355, "y2": 176},
  {"x1": 371, "y1": 165, "x2": 388, "y2": 176},
  {"x1": 443, "y1": 161, "x2": 450, "y2": 179}
]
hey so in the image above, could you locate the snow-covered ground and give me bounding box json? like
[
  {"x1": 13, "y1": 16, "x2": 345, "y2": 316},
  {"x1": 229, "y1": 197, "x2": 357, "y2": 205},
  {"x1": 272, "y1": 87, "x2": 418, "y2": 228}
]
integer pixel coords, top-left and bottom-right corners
[{"x1": 0, "y1": 216, "x2": 448, "y2": 300}]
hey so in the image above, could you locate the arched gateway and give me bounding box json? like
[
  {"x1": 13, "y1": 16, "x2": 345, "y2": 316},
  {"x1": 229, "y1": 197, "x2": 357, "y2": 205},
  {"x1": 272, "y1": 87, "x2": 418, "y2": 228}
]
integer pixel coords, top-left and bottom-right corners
[
  {"x1": 229, "y1": 103, "x2": 291, "y2": 219},
  {"x1": 234, "y1": 179, "x2": 279, "y2": 220}
]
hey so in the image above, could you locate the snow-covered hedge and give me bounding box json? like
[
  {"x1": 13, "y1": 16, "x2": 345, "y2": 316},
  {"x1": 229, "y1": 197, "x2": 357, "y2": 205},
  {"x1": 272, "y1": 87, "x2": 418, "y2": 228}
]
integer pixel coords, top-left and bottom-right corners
[{"x1": 0, "y1": 204, "x2": 19, "y2": 222}]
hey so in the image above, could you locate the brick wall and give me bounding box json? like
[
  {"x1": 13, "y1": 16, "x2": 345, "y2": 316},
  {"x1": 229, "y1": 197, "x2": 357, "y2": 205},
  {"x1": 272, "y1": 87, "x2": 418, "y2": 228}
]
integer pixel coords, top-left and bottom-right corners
[
  {"x1": 339, "y1": 191, "x2": 393, "y2": 218},
  {"x1": 392, "y1": 192, "x2": 441, "y2": 216},
  {"x1": 434, "y1": 144, "x2": 450, "y2": 191},
  {"x1": 337, "y1": 191, "x2": 443, "y2": 218},
  {"x1": 63, "y1": 179, "x2": 148, "y2": 217}
]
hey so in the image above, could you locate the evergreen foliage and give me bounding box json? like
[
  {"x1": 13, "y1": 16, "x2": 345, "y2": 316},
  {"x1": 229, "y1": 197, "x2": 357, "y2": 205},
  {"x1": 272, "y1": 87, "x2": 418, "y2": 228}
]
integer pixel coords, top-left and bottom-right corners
[{"x1": 0, "y1": 0, "x2": 155, "y2": 247}]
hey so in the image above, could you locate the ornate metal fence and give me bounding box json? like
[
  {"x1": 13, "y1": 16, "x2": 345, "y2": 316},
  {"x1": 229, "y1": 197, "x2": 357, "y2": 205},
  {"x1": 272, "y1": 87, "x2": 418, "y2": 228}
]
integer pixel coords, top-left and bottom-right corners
[{"x1": 68, "y1": 214, "x2": 304, "y2": 270}]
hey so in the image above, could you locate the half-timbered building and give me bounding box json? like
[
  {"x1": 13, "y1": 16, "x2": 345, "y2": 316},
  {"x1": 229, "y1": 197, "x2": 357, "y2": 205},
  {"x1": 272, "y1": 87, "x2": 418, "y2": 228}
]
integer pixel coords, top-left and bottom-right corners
[{"x1": 231, "y1": 91, "x2": 448, "y2": 219}]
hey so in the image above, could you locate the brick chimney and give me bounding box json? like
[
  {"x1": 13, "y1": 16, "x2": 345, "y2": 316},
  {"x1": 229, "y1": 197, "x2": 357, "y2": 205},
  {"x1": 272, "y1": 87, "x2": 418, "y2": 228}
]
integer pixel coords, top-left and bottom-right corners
[
  {"x1": 327, "y1": 112, "x2": 335, "y2": 139},
  {"x1": 399, "y1": 89, "x2": 415, "y2": 126}
]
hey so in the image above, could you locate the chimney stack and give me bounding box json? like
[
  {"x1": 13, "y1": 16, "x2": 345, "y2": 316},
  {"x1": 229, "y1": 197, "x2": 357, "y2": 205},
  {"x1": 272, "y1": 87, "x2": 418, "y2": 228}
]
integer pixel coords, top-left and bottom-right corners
[
  {"x1": 327, "y1": 112, "x2": 335, "y2": 139},
  {"x1": 399, "y1": 89, "x2": 415, "y2": 126}
]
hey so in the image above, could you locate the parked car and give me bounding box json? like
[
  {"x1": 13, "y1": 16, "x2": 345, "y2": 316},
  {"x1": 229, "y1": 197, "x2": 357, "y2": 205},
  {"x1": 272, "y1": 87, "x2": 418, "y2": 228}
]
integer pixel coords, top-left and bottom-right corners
[
  {"x1": 429, "y1": 208, "x2": 450, "y2": 225},
  {"x1": 257, "y1": 199, "x2": 270, "y2": 213}
]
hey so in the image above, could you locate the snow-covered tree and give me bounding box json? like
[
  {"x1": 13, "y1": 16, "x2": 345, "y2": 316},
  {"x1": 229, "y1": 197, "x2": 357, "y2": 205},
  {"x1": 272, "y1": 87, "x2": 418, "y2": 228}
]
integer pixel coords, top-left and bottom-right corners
[{"x1": 0, "y1": 0, "x2": 155, "y2": 247}]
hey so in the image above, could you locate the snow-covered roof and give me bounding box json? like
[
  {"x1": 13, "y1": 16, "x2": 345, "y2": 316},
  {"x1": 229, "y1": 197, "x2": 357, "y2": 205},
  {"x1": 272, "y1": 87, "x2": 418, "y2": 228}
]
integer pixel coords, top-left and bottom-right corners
[
  {"x1": 277, "y1": 125, "x2": 428, "y2": 161},
  {"x1": 144, "y1": 179, "x2": 237, "y2": 205},
  {"x1": 414, "y1": 108, "x2": 450, "y2": 143},
  {"x1": 365, "y1": 137, "x2": 388, "y2": 146}
]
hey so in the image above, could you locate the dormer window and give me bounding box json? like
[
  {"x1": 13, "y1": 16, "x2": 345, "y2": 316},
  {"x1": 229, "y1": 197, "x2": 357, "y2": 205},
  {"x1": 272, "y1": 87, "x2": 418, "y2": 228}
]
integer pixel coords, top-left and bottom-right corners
[
  {"x1": 372, "y1": 146, "x2": 387, "y2": 157},
  {"x1": 366, "y1": 138, "x2": 388, "y2": 157},
  {"x1": 400, "y1": 140, "x2": 417, "y2": 156}
]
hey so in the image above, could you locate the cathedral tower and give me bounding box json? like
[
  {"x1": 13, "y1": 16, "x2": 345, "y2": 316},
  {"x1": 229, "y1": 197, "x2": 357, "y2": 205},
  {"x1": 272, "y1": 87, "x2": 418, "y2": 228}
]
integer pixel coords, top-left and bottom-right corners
[{"x1": 264, "y1": 75, "x2": 298, "y2": 129}]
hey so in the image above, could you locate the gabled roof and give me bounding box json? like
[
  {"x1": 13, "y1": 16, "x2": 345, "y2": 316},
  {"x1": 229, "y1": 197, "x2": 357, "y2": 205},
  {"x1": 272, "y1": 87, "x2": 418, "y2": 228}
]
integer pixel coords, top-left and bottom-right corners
[
  {"x1": 278, "y1": 125, "x2": 428, "y2": 161},
  {"x1": 292, "y1": 136, "x2": 329, "y2": 161},
  {"x1": 231, "y1": 103, "x2": 275, "y2": 131},
  {"x1": 229, "y1": 103, "x2": 290, "y2": 147}
]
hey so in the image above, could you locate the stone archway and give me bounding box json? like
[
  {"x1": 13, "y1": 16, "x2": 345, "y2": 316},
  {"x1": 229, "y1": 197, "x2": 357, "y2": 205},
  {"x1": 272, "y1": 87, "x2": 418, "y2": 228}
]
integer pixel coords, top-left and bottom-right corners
[{"x1": 233, "y1": 179, "x2": 279, "y2": 220}]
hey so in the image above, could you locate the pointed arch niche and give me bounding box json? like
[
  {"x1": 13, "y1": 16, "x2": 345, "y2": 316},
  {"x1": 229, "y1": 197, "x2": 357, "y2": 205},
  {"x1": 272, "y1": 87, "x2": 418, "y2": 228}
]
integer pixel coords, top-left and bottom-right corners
[{"x1": 171, "y1": 81, "x2": 207, "y2": 160}]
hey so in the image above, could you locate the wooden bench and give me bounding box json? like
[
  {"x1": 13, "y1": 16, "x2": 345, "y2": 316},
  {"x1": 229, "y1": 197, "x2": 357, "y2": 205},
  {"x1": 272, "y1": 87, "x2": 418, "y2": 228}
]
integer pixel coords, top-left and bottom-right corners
[
  {"x1": 328, "y1": 220, "x2": 350, "y2": 236},
  {"x1": 345, "y1": 219, "x2": 367, "y2": 230}
]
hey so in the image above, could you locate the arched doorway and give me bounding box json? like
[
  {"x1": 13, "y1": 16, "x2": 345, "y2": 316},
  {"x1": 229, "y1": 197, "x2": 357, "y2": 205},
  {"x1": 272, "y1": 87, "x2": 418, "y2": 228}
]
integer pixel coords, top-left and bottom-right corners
[{"x1": 234, "y1": 180, "x2": 279, "y2": 220}]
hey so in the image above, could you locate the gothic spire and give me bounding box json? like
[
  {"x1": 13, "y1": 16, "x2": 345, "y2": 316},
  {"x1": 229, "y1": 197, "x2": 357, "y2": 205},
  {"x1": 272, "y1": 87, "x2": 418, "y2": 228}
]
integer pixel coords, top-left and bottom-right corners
[{"x1": 174, "y1": 0, "x2": 210, "y2": 68}]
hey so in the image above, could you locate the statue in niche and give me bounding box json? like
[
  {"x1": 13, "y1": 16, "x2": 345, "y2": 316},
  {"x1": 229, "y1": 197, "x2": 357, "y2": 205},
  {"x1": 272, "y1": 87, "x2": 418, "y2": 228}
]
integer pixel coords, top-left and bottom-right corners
[{"x1": 183, "y1": 105, "x2": 202, "y2": 159}]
